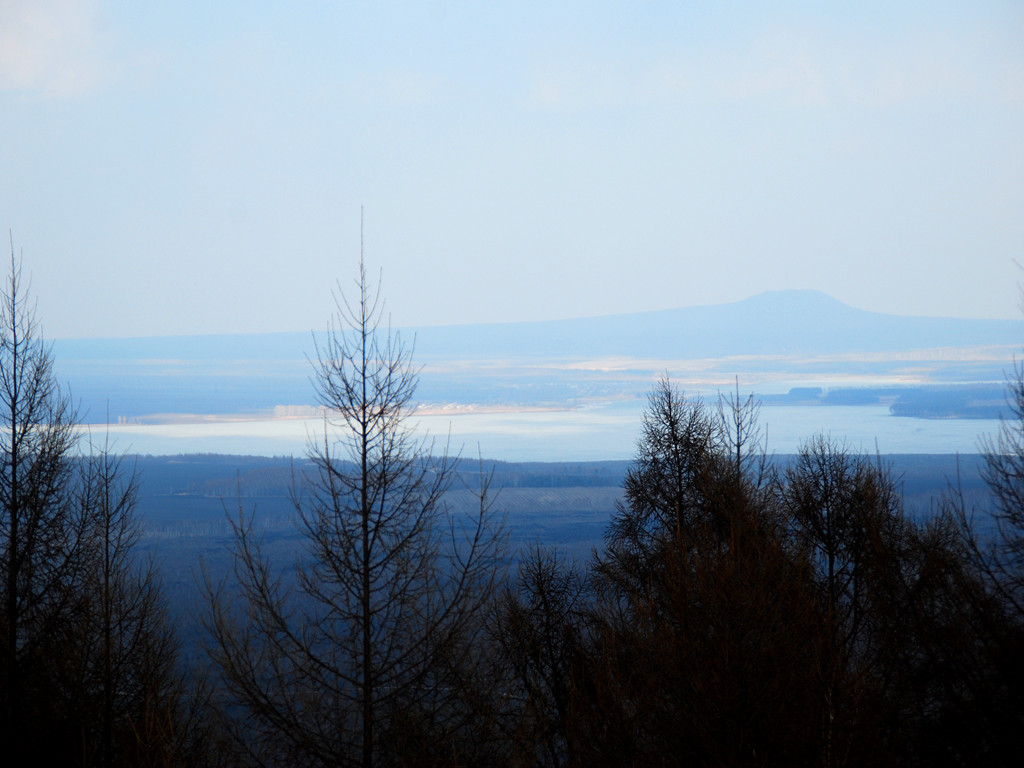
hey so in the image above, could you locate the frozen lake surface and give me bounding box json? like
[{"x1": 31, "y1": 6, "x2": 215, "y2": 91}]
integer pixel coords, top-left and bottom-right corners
[{"x1": 82, "y1": 403, "x2": 1002, "y2": 461}]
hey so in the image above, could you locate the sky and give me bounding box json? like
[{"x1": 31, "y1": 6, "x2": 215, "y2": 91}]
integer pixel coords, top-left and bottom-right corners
[{"x1": 1, "y1": 1, "x2": 1023, "y2": 339}]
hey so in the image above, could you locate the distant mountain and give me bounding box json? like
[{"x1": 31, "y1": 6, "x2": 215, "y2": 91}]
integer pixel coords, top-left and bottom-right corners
[
  {"x1": 54, "y1": 290, "x2": 1024, "y2": 362},
  {"x1": 410, "y1": 290, "x2": 1024, "y2": 359},
  {"x1": 51, "y1": 291, "x2": 1024, "y2": 419}
]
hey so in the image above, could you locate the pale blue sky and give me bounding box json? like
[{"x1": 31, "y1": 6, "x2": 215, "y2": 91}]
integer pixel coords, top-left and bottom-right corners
[{"x1": 2, "y1": 1, "x2": 1022, "y2": 338}]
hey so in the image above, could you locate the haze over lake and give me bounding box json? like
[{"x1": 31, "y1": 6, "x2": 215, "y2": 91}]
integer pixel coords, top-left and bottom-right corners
[
  {"x1": 83, "y1": 403, "x2": 1001, "y2": 462},
  {"x1": 58, "y1": 291, "x2": 1021, "y2": 460}
]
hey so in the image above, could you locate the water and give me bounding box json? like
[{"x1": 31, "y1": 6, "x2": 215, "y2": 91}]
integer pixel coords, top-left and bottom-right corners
[{"x1": 82, "y1": 403, "x2": 1002, "y2": 461}]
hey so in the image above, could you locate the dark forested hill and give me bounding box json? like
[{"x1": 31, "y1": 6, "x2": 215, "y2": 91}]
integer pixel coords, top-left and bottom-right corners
[
  {"x1": 131, "y1": 450, "x2": 997, "y2": 697},
  {"x1": 135, "y1": 452, "x2": 990, "y2": 598}
]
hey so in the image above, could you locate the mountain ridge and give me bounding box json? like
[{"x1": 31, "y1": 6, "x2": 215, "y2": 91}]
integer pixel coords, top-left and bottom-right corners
[
  {"x1": 51, "y1": 289, "x2": 1024, "y2": 362},
  {"x1": 407, "y1": 289, "x2": 1024, "y2": 359},
  {"x1": 49, "y1": 290, "x2": 1024, "y2": 420}
]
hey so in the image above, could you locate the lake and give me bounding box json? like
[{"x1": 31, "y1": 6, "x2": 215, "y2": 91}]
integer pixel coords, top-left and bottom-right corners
[{"x1": 81, "y1": 402, "x2": 1003, "y2": 461}]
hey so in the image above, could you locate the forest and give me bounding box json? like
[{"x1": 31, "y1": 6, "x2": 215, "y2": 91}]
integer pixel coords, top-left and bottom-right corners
[{"x1": 2, "y1": 254, "x2": 1023, "y2": 768}]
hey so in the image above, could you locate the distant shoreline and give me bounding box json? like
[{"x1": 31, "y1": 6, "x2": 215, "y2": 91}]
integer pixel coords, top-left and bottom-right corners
[{"x1": 87, "y1": 402, "x2": 577, "y2": 428}]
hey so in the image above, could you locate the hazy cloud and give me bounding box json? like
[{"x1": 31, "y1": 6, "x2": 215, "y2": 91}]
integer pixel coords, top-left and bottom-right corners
[
  {"x1": 527, "y1": 23, "x2": 1024, "y2": 112},
  {"x1": 0, "y1": 0, "x2": 108, "y2": 98}
]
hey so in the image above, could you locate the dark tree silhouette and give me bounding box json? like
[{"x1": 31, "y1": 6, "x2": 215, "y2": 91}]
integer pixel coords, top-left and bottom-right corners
[
  {"x1": 575, "y1": 378, "x2": 826, "y2": 766},
  {"x1": 570, "y1": 379, "x2": 1013, "y2": 766},
  {"x1": 0, "y1": 247, "x2": 91, "y2": 761},
  {"x1": 597, "y1": 378, "x2": 717, "y2": 599},
  {"x1": 779, "y1": 437, "x2": 911, "y2": 764},
  {"x1": 491, "y1": 546, "x2": 586, "y2": 768},
  {"x1": 0, "y1": 245, "x2": 198, "y2": 766},
  {"x1": 975, "y1": 358, "x2": 1024, "y2": 614},
  {"x1": 204, "y1": 256, "x2": 504, "y2": 768},
  {"x1": 782, "y1": 435, "x2": 1024, "y2": 766},
  {"x1": 942, "y1": 355, "x2": 1024, "y2": 763},
  {"x1": 67, "y1": 440, "x2": 209, "y2": 767}
]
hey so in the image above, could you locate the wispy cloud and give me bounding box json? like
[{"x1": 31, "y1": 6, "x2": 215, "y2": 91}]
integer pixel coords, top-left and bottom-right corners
[
  {"x1": 527, "y1": 23, "x2": 1024, "y2": 112},
  {"x1": 0, "y1": 0, "x2": 108, "y2": 98}
]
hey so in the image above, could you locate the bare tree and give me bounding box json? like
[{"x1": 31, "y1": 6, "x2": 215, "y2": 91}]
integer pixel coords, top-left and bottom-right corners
[
  {"x1": 975, "y1": 357, "x2": 1024, "y2": 614},
  {"x1": 779, "y1": 436, "x2": 913, "y2": 764},
  {"x1": 205, "y1": 255, "x2": 504, "y2": 767},
  {"x1": 579, "y1": 378, "x2": 825, "y2": 766},
  {"x1": 67, "y1": 436, "x2": 207, "y2": 767},
  {"x1": 602, "y1": 378, "x2": 716, "y2": 581},
  {"x1": 0, "y1": 244, "x2": 207, "y2": 766},
  {"x1": 927, "y1": 282, "x2": 1024, "y2": 761},
  {"x1": 491, "y1": 546, "x2": 586, "y2": 768},
  {"x1": 0, "y1": 245, "x2": 89, "y2": 760},
  {"x1": 715, "y1": 376, "x2": 768, "y2": 484},
  {"x1": 781, "y1": 437, "x2": 907, "y2": 645}
]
